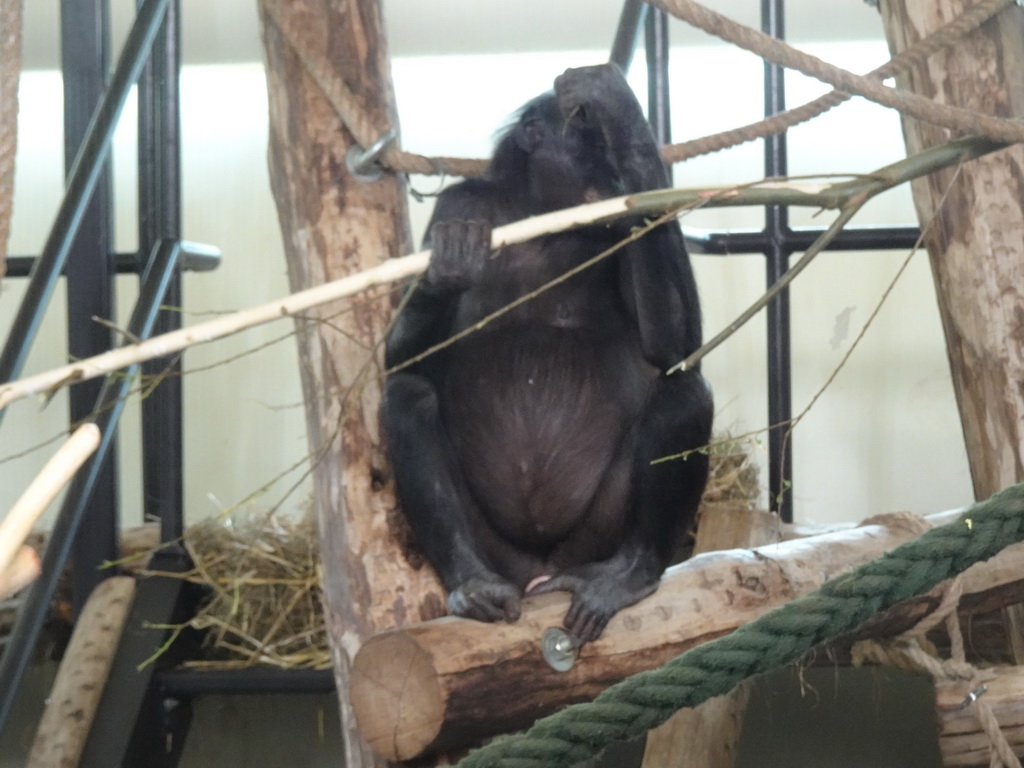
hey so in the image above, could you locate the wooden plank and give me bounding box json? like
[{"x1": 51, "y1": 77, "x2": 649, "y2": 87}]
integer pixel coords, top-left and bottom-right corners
[{"x1": 938, "y1": 665, "x2": 1024, "y2": 766}]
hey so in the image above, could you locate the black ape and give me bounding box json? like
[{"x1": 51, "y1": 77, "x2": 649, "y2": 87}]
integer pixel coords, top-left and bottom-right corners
[{"x1": 382, "y1": 64, "x2": 713, "y2": 643}]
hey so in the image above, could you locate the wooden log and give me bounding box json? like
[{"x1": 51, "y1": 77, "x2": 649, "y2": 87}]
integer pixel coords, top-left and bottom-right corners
[
  {"x1": 938, "y1": 665, "x2": 1024, "y2": 767},
  {"x1": 351, "y1": 513, "x2": 1024, "y2": 761},
  {"x1": 879, "y1": 0, "x2": 1024, "y2": 503},
  {"x1": 879, "y1": 0, "x2": 1024, "y2": 666},
  {"x1": 258, "y1": 2, "x2": 444, "y2": 765},
  {"x1": 641, "y1": 506, "x2": 778, "y2": 768},
  {"x1": 26, "y1": 576, "x2": 135, "y2": 768}
]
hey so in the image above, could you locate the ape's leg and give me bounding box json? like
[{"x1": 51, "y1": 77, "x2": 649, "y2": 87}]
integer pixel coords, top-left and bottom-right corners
[
  {"x1": 382, "y1": 372, "x2": 522, "y2": 623},
  {"x1": 534, "y1": 369, "x2": 713, "y2": 643}
]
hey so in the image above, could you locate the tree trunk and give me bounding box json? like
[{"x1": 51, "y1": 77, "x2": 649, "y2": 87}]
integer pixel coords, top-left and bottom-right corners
[
  {"x1": 258, "y1": 2, "x2": 445, "y2": 765},
  {"x1": 878, "y1": 0, "x2": 1024, "y2": 502},
  {"x1": 879, "y1": 0, "x2": 1024, "y2": 668}
]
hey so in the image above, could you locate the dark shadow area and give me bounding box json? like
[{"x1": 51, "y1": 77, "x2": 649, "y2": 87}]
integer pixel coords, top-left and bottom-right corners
[{"x1": 737, "y1": 665, "x2": 942, "y2": 768}]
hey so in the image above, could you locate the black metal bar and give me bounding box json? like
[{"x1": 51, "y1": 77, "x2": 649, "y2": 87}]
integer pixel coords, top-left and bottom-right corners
[
  {"x1": 762, "y1": 0, "x2": 794, "y2": 523},
  {"x1": 0, "y1": 0, "x2": 170, "y2": 402},
  {"x1": 610, "y1": 0, "x2": 648, "y2": 72},
  {"x1": 158, "y1": 668, "x2": 336, "y2": 697},
  {"x1": 79, "y1": 549, "x2": 202, "y2": 768},
  {"x1": 0, "y1": 239, "x2": 182, "y2": 736},
  {"x1": 137, "y1": 0, "x2": 185, "y2": 544},
  {"x1": 645, "y1": 6, "x2": 672, "y2": 149},
  {"x1": 685, "y1": 225, "x2": 922, "y2": 256},
  {"x1": 61, "y1": 0, "x2": 121, "y2": 621},
  {"x1": 4, "y1": 242, "x2": 221, "y2": 277}
]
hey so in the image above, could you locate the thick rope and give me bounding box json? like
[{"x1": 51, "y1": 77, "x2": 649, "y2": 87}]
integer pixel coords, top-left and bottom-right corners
[
  {"x1": 262, "y1": 0, "x2": 1016, "y2": 178},
  {"x1": 664, "y1": 0, "x2": 1015, "y2": 163},
  {"x1": 0, "y1": 0, "x2": 23, "y2": 285},
  {"x1": 455, "y1": 483, "x2": 1024, "y2": 768},
  {"x1": 654, "y1": 0, "x2": 1024, "y2": 146},
  {"x1": 259, "y1": 0, "x2": 487, "y2": 177}
]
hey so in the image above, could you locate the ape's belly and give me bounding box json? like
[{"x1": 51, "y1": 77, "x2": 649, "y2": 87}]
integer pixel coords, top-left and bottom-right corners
[{"x1": 441, "y1": 324, "x2": 652, "y2": 548}]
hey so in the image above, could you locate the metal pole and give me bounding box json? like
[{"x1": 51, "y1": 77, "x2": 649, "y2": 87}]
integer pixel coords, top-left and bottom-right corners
[
  {"x1": 137, "y1": 0, "x2": 185, "y2": 544},
  {"x1": 0, "y1": 0, "x2": 170, "y2": 400},
  {"x1": 645, "y1": 6, "x2": 672, "y2": 148},
  {"x1": 60, "y1": 0, "x2": 121, "y2": 619},
  {"x1": 0, "y1": 240, "x2": 182, "y2": 734},
  {"x1": 610, "y1": 0, "x2": 649, "y2": 72},
  {"x1": 762, "y1": 0, "x2": 794, "y2": 522}
]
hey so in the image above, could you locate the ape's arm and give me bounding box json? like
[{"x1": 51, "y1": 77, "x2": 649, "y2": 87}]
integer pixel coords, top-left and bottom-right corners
[{"x1": 384, "y1": 183, "x2": 494, "y2": 371}]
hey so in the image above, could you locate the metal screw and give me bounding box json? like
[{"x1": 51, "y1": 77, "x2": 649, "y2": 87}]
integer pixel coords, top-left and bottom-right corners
[
  {"x1": 345, "y1": 129, "x2": 397, "y2": 182},
  {"x1": 957, "y1": 684, "x2": 988, "y2": 710},
  {"x1": 542, "y1": 627, "x2": 578, "y2": 672}
]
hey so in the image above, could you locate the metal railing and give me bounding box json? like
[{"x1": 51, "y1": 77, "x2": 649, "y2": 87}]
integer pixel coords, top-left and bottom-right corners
[{"x1": 0, "y1": 0, "x2": 219, "y2": 736}]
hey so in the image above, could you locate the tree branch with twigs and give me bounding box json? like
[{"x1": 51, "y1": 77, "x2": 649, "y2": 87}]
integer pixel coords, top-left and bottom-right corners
[{"x1": 0, "y1": 135, "x2": 1009, "y2": 414}]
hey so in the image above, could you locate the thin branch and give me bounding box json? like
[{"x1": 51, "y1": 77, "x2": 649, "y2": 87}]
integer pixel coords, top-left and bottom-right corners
[
  {"x1": 669, "y1": 202, "x2": 864, "y2": 373},
  {"x1": 0, "y1": 136, "x2": 1007, "y2": 412}
]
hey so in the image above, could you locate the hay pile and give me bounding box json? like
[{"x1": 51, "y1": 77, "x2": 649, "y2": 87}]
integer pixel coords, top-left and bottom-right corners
[
  {"x1": 700, "y1": 434, "x2": 763, "y2": 515},
  {"x1": 176, "y1": 434, "x2": 760, "y2": 670},
  {"x1": 171, "y1": 511, "x2": 330, "y2": 670}
]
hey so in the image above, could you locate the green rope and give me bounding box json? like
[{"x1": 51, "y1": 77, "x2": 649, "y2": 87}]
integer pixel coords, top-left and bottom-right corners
[{"x1": 457, "y1": 482, "x2": 1024, "y2": 768}]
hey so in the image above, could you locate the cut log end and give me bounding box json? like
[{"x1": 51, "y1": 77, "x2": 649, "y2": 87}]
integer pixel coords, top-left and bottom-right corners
[{"x1": 351, "y1": 631, "x2": 445, "y2": 761}]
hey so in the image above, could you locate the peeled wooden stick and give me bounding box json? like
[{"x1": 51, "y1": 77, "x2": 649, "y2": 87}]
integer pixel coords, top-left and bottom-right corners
[
  {"x1": 0, "y1": 423, "x2": 101, "y2": 583},
  {"x1": 0, "y1": 135, "x2": 1002, "y2": 412},
  {"x1": 0, "y1": 546, "x2": 41, "y2": 600},
  {"x1": 0, "y1": 184, "x2": 798, "y2": 412},
  {"x1": 0, "y1": 170, "x2": 907, "y2": 415}
]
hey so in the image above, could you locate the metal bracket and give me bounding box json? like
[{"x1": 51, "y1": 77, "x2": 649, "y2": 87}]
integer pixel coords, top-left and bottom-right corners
[{"x1": 345, "y1": 129, "x2": 397, "y2": 182}]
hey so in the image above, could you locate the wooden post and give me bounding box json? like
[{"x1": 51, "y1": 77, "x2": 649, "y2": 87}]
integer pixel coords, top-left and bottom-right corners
[
  {"x1": 258, "y1": 2, "x2": 445, "y2": 766},
  {"x1": 879, "y1": 0, "x2": 1024, "y2": 663},
  {"x1": 878, "y1": 2, "x2": 1024, "y2": 508}
]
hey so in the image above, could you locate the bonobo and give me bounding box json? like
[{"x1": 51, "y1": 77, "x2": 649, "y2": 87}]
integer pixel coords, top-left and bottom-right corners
[{"x1": 381, "y1": 64, "x2": 713, "y2": 644}]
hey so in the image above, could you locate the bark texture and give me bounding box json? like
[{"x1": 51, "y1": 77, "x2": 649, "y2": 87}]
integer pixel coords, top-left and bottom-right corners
[
  {"x1": 259, "y1": 2, "x2": 445, "y2": 765},
  {"x1": 880, "y1": 0, "x2": 1024, "y2": 500}
]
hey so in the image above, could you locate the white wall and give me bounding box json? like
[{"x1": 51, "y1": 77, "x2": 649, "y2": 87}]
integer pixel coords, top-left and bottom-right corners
[{"x1": 0, "y1": 37, "x2": 974, "y2": 530}]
